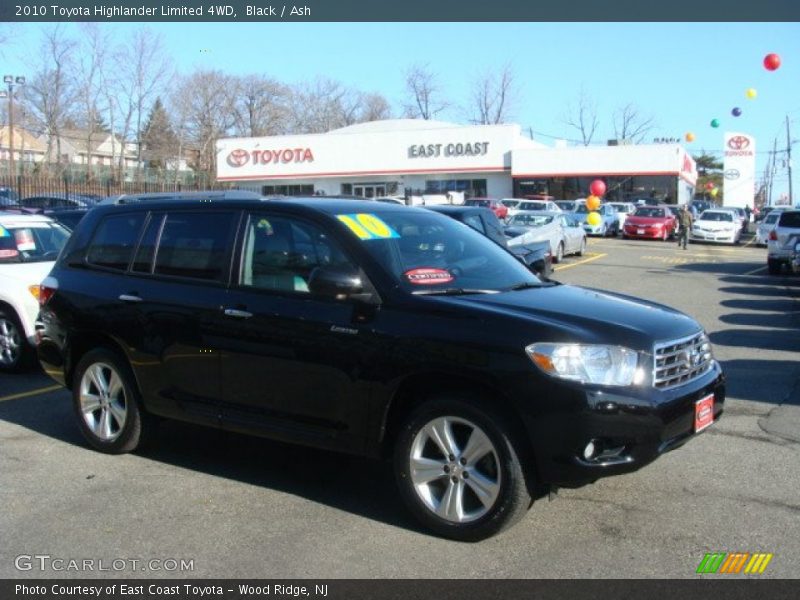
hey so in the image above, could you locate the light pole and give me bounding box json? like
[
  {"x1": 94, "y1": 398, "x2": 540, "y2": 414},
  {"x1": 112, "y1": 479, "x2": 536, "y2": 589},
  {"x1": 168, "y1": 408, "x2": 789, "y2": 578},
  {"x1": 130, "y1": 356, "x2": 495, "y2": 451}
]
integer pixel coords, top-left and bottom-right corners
[{"x1": 0, "y1": 75, "x2": 26, "y2": 178}]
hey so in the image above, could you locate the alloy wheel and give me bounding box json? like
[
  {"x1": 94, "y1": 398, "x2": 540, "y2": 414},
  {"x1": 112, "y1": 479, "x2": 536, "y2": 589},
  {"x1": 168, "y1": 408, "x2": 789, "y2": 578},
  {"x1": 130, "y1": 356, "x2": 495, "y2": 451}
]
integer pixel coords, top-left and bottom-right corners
[
  {"x1": 79, "y1": 362, "x2": 128, "y2": 442},
  {"x1": 408, "y1": 416, "x2": 501, "y2": 524},
  {"x1": 0, "y1": 317, "x2": 22, "y2": 367}
]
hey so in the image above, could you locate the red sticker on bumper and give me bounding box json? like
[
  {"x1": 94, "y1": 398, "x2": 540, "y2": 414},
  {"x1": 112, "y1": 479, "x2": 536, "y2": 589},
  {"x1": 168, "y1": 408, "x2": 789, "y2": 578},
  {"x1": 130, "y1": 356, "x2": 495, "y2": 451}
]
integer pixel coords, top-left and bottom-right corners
[{"x1": 694, "y1": 394, "x2": 714, "y2": 433}]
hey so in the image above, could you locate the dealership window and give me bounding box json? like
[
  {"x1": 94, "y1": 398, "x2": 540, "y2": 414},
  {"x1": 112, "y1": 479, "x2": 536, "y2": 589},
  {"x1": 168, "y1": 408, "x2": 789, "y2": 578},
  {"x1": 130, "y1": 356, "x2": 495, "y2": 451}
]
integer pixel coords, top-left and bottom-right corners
[
  {"x1": 424, "y1": 179, "x2": 487, "y2": 197},
  {"x1": 261, "y1": 185, "x2": 314, "y2": 196},
  {"x1": 342, "y1": 182, "x2": 400, "y2": 198}
]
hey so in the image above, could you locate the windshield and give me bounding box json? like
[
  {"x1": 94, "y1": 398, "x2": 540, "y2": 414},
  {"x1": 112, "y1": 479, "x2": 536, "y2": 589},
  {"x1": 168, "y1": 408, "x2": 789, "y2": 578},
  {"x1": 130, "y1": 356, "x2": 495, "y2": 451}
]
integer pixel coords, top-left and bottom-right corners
[
  {"x1": 466, "y1": 199, "x2": 490, "y2": 208},
  {"x1": 519, "y1": 201, "x2": 548, "y2": 211},
  {"x1": 509, "y1": 214, "x2": 554, "y2": 227},
  {"x1": 555, "y1": 201, "x2": 575, "y2": 211},
  {"x1": 501, "y1": 199, "x2": 521, "y2": 209},
  {"x1": 0, "y1": 221, "x2": 71, "y2": 263},
  {"x1": 700, "y1": 212, "x2": 733, "y2": 222},
  {"x1": 633, "y1": 207, "x2": 666, "y2": 218},
  {"x1": 611, "y1": 204, "x2": 630, "y2": 213},
  {"x1": 338, "y1": 210, "x2": 539, "y2": 293}
]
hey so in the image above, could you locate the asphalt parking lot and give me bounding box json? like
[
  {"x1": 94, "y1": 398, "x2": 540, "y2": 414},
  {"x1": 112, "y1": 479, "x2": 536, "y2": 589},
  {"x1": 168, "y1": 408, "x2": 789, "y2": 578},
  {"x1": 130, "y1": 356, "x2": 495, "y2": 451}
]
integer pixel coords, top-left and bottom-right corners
[{"x1": 1, "y1": 232, "x2": 798, "y2": 579}]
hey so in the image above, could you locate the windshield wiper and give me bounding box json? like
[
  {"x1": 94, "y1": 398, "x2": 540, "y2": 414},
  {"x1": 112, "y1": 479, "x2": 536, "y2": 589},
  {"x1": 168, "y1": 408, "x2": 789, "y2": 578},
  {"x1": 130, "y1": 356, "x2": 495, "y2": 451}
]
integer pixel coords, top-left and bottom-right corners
[{"x1": 412, "y1": 288, "x2": 498, "y2": 296}]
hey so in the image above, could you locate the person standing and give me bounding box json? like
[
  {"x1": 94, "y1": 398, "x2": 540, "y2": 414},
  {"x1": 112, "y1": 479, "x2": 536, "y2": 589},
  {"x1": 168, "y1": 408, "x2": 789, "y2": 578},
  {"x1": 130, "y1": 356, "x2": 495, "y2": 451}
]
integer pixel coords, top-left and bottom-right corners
[{"x1": 677, "y1": 204, "x2": 693, "y2": 249}]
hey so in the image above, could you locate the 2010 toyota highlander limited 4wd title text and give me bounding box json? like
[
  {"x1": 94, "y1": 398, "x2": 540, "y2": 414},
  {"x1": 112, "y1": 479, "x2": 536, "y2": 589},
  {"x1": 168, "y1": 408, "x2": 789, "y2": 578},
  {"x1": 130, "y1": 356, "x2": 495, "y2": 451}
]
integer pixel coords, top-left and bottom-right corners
[{"x1": 36, "y1": 193, "x2": 725, "y2": 541}]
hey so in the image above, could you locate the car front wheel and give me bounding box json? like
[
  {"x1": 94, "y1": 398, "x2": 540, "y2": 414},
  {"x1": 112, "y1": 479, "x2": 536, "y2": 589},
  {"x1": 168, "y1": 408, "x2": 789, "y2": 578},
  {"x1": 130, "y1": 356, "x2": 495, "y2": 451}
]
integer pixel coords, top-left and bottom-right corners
[
  {"x1": 394, "y1": 397, "x2": 533, "y2": 541},
  {"x1": 0, "y1": 308, "x2": 33, "y2": 372},
  {"x1": 73, "y1": 348, "x2": 154, "y2": 454}
]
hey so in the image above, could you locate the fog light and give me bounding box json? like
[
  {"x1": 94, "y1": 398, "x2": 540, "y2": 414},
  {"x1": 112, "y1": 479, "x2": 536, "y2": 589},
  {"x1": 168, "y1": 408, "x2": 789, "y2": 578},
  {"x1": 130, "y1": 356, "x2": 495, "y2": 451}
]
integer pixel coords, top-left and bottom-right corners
[{"x1": 583, "y1": 441, "x2": 597, "y2": 460}]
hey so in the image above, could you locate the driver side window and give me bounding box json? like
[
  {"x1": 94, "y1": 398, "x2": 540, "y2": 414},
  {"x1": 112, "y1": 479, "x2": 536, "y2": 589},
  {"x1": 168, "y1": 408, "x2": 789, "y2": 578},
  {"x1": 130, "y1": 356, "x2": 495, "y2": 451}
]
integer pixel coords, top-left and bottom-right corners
[{"x1": 240, "y1": 214, "x2": 356, "y2": 294}]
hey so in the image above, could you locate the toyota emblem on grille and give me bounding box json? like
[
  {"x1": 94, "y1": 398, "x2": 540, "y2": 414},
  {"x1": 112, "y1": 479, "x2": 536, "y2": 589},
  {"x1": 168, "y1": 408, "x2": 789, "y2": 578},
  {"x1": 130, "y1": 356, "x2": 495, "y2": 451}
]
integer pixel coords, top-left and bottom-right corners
[
  {"x1": 727, "y1": 136, "x2": 750, "y2": 150},
  {"x1": 689, "y1": 348, "x2": 702, "y2": 367}
]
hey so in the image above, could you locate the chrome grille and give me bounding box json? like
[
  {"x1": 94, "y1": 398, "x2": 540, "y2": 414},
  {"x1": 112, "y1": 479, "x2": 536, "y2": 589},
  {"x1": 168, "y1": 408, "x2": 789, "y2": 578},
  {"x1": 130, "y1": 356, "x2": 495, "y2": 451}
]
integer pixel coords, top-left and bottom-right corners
[{"x1": 653, "y1": 332, "x2": 713, "y2": 389}]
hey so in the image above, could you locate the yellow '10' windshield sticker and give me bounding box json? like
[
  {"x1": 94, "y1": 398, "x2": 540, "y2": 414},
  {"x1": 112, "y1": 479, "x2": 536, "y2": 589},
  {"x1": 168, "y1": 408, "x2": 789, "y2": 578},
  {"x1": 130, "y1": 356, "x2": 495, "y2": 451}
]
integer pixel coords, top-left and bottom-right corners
[{"x1": 337, "y1": 213, "x2": 400, "y2": 240}]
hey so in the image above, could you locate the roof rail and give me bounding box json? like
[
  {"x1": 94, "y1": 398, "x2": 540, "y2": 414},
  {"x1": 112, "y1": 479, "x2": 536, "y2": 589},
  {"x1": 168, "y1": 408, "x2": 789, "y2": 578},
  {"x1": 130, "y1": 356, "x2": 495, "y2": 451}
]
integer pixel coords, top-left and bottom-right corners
[{"x1": 100, "y1": 190, "x2": 264, "y2": 205}]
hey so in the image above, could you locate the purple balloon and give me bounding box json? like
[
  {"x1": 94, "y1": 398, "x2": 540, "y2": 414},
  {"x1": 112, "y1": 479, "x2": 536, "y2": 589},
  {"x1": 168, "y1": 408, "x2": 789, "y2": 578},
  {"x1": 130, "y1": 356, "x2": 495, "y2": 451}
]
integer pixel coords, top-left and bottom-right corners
[{"x1": 732, "y1": 107, "x2": 742, "y2": 117}]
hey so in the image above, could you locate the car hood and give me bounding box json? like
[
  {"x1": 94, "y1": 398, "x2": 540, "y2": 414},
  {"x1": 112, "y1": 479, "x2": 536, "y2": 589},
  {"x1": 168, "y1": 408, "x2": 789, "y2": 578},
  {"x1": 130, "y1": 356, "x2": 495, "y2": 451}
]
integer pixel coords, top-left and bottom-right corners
[
  {"x1": 0, "y1": 261, "x2": 54, "y2": 284},
  {"x1": 437, "y1": 284, "x2": 701, "y2": 351},
  {"x1": 695, "y1": 219, "x2": 736, "y2": 229}
]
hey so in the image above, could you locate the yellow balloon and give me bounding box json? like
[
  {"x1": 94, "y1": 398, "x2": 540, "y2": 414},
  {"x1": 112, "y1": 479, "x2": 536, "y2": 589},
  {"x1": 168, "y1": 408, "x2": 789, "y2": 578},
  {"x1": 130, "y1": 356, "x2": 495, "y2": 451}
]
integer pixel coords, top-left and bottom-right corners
[
  {"x1": 746, "y1": 88, "x2": 757, "y2": 99},
  {"x1": 587, "y1": 212, "x2": 602, "y2": 227},
  {"x1": 710, "y1": 188, "x2": 719, "y2": 197},
  {"x1": 586, "y1": 195, "x2": 601, "y2": 211}
]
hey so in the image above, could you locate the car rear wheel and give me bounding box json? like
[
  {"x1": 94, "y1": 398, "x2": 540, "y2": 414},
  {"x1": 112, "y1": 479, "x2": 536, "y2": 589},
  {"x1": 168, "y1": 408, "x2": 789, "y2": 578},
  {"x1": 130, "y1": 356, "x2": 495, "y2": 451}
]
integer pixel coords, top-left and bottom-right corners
[
  {"x1": 577, "y1": 238, "x2": 586, "y2": 256},
  {"x1": 555, "y1": 243, "x2": 564, "y2": 263},
  {"x1": 394, "y1": 397, "x2": 533, "y2": 541},
  {"x1": 0, "y1": 309, "x2": 33, "y2": 373},
  {"x1": 73, "y1": 348, "x2": 154, "y2": 454}
]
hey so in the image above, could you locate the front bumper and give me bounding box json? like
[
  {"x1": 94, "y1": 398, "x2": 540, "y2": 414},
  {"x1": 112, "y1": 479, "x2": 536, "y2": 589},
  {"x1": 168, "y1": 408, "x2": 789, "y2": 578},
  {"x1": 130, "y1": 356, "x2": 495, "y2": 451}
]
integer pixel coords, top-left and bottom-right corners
[
  {"x1": 691, "y1": 230, "x2": 737, "y2": 243},
  {"x1": 623, "y1": 226, "x2": 664, "y2": 239},
  {"x1": 513, "y1": 360, "x2": 725, "y2": 487}
]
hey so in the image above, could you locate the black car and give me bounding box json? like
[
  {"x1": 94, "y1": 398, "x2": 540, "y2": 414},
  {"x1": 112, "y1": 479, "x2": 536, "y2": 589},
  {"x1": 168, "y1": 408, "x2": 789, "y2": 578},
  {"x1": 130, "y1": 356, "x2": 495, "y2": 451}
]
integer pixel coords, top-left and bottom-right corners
[
  {"x1": 20, "y1": 193, "x2": 101, "y2": 209},
  {"x1": 426, "y1": 204, "x2": 552, "y2": 279},
  {"x1": 36, "y1": 193, "x2": 725, "y2": 541}
]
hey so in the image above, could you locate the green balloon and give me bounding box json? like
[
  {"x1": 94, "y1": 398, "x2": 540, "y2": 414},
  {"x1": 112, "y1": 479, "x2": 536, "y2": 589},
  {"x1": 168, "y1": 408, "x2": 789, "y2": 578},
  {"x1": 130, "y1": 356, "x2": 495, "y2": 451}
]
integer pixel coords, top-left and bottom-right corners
[{"x1": 711, "y1": 119, "x2": 720, "y2": 128}]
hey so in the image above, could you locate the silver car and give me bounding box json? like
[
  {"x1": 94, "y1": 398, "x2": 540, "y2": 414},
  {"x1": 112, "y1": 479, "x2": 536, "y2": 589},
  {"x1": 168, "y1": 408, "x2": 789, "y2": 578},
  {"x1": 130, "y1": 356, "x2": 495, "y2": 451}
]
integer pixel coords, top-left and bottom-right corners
[
  {"x1": 767, "y1": 210, "x2": 800, "y2": 274},
  {"x1": 756, "y1": 210, "x2": 783, "y2": 246},
  {"x1": 505, "y1": 210, "x2": 587, "y2": 263}
]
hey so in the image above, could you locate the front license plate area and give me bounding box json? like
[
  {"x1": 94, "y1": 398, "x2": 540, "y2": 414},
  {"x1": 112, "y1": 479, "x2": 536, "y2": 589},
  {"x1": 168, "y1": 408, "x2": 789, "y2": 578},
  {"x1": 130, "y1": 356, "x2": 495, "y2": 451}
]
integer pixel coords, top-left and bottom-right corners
[
  {"x1": 637, "y1": 228, "x2": 645, "y2": 235},
  {"x1": 694, "y1": 394, "x2": 714, "y2": 432}
]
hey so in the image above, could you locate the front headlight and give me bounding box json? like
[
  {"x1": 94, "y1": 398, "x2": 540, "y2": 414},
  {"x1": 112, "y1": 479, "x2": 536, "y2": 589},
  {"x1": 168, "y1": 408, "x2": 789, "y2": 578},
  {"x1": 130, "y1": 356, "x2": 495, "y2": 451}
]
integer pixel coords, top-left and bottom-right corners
[{"x1": 525, "y1": 343, "x2": 643, "y2": 386}]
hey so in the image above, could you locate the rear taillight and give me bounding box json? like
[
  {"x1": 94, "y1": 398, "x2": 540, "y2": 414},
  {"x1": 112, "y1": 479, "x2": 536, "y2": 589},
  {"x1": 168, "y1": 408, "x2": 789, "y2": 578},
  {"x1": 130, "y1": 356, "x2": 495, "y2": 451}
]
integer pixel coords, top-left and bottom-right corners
[
  {"x1": 769, "y1": 230, "x2": 778, "y2": 241},
  {"x1": 35, "y1": 276, "x2": 58, "y2": 307}
]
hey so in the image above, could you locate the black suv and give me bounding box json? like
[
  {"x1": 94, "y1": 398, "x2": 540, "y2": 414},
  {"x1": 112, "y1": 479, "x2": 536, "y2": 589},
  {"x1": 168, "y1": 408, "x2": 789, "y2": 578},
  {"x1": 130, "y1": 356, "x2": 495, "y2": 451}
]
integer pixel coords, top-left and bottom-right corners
[{"x1": 37, "y1": 192, "x2": 725, "y2": 541}]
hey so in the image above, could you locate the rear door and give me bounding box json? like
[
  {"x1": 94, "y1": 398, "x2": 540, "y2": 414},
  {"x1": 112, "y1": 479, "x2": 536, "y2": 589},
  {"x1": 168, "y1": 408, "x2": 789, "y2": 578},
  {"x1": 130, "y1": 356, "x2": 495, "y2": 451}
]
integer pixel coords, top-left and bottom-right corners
[{"x1": 120, "y1": 209, "x2": 240, "y2": 424}]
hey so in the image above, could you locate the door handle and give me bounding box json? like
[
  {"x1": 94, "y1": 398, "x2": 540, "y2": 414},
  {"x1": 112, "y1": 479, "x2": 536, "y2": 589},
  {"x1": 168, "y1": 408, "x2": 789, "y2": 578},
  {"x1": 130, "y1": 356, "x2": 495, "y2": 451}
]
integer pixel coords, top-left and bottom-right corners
[
  {"x1": 224, "y1": 308, "x2": 253, "y2": 319},
  {"x1": 118, "y1": 294, "x2": 142, "y2": 302}
]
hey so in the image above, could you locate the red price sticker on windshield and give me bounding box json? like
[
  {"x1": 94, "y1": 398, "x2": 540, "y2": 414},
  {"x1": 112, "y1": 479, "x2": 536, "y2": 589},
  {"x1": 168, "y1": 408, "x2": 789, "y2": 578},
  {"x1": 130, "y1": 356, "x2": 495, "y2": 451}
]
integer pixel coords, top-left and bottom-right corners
[{"x1": 404, "y1": 268, "x2": 454, "y2": 285}]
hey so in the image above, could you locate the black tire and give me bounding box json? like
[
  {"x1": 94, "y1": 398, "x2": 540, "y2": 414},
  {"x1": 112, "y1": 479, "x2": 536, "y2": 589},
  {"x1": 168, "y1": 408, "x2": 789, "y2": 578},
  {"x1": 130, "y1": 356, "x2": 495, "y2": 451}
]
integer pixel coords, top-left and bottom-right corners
[
  {"x1": 577, "y1": 237, "x2": 586, "y2": 257},
  {"x1": 0, "y1": 308, "x2": 34, "y2": 373},
  {"x1": 767, "y1": 259, "x2": 782, "y2": 275},
  {"x1": 554, "y1": 243, "x2": 564, "y2": 264},
  {"x1": 72, "y1": 348, "x2": 154, "y2": 454},
  {"x1": 394, "y1": 396, "x2": 533, "y2": 541}
]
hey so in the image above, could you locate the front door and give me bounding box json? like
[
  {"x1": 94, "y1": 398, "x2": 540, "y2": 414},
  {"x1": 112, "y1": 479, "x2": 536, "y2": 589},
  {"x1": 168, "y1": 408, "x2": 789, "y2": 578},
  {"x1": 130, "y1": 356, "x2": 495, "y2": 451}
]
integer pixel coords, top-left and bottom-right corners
[{"x1": 216, "y1": 211, "x2": 378, "y2": 452}]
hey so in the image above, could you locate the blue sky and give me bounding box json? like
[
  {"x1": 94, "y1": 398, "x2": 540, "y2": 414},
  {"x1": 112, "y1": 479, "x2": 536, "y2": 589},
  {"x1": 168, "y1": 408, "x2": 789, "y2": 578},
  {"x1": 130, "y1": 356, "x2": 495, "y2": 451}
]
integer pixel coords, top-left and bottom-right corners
[{"x1": 3, "y1": 21, "x2": 799, "y2": 200}]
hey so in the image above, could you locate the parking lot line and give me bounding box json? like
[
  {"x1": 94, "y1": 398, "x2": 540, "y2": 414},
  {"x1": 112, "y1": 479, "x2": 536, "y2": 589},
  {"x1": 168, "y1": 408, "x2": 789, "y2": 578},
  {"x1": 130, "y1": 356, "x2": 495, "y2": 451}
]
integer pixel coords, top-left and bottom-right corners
[
  {"x1": 742, "y1": 265, "x2": 767, "y2": 276},
  {"x1": 554, "y1": 252, "x2": 606, "y2": 271},
  {"x1": 0, "y1": 384, "x2": 63, "y2": 403}
]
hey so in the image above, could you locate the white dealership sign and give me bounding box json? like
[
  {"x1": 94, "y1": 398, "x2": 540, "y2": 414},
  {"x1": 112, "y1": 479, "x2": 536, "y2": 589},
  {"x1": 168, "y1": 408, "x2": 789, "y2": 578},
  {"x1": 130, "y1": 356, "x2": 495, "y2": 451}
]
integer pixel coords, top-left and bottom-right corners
[{"x1": 722, "y1": 132, "x2": 756, "y2": 208}]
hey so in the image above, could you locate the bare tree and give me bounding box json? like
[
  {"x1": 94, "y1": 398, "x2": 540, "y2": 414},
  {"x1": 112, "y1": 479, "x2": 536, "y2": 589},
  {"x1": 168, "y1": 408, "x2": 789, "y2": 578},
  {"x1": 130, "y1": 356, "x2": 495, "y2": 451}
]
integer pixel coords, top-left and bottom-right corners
[
  {"x1": 563, "y1": 87, "x2": 600, "y2": 146},
  {"x1": 108, "y1": 27, "x2": 172, "y2": 177},
  {"x1": 469, "y1": 63, "x2": 517, "y2": 125},
  {"x1": 289, "y1": 78, "x2": 378, "y2": 133},
  {"x1": 358, "y1": 93, "x2": 392, "y2": 122},
  {"x1": 612, "y1": 103, "x2": 655, "y2": 143},
  {"x1": 25, "y1": 25, "x2": 77, "y2": 173},
  {"x1": 231, "y1": 75, "x2": 292, "y2": 137},
  {"x1": 402, "y1": 63, "x2": 449, "y2": 120},
  {"x1": 74, "y1": 23, "x2": 110, "y2": 180},
  {"x1": 170, "y1": 69, "x2": 237, "y2": 178}
]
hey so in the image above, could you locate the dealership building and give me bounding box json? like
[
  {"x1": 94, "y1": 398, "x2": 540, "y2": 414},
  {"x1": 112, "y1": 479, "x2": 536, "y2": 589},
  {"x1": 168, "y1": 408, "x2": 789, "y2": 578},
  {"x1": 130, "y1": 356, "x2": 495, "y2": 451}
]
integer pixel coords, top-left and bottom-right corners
[{"x1": 216, "y1": 119, "x2": 698, "y2": 204}]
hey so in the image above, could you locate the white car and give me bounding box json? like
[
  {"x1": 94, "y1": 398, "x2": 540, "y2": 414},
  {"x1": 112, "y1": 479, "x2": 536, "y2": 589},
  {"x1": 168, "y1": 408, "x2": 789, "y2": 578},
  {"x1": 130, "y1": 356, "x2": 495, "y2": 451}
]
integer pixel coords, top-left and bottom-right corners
[
  {"x1": 608, "y1": 202, "x2": 637, "y2": 230},
  {"x1": 515, "y1": 199, "x2": 562, "y2": 214},
  {"x1": 0, "y1": 212, "x2": 71, "y2": 371},
  {"x1": 767, "y1": 210, "x2": 800, "y2": 274},
  {"x1": 505, "y1": 210, "x2": 586, "y2": 263},
  {"x1": 756, "y1": 210, "x2": 783, "y2": 246},
  {"x1": 690, "y1": 210, "x2": 741, "y2": 245}
]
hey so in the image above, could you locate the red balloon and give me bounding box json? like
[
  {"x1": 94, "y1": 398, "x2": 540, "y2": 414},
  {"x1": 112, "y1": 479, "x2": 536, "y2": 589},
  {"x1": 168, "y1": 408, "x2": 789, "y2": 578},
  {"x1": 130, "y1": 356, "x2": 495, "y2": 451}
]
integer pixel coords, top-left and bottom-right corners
[
  {"x1": 705, "y1": 182, "x2": 715, "y2": 190},
  {"x1": 763, "y1": 53, "x2": 781, "y2": 71},
  {"x1": 589, "y1": 179, "x2": 606, "y2": 197}
]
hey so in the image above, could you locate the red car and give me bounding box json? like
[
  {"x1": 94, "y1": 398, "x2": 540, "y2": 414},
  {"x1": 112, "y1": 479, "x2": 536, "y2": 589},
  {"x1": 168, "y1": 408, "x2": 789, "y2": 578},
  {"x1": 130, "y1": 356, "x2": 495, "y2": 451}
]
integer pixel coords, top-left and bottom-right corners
[
  {"x1": 464, "y1": 198, "x2": 508, "y2": 220},
  {"x1": 623, "y1": 205, "x2": 677, "y2": 241}
]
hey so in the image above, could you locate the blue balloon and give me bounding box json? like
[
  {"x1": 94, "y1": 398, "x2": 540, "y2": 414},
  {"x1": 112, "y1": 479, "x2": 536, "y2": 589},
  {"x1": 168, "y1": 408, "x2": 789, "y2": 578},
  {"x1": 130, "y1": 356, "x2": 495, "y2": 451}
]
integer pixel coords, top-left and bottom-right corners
[{"x1": 732, "y1": 107, "x2": 742, "y2": 117}]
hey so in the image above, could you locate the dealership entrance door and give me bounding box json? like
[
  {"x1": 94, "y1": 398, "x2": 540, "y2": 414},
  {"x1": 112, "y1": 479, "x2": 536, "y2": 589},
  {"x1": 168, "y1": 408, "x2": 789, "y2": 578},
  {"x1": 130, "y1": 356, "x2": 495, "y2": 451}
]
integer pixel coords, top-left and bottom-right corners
[{"x1": 353, "y1": 185, "x2": 385, "y2": 198}]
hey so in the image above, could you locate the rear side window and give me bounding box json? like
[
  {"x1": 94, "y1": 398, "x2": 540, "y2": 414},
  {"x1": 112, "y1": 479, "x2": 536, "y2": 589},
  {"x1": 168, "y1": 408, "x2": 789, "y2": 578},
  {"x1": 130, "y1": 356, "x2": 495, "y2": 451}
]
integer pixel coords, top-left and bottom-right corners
[
  {"x1": 778, "y1": 212, "x2": 800, "y2": 228},
  {"x1": 154, "y1": 212, "x2": 235, "y2": 281},
  {"x1": 86, "y1": 213, "x2": 146, "y2": 271}
]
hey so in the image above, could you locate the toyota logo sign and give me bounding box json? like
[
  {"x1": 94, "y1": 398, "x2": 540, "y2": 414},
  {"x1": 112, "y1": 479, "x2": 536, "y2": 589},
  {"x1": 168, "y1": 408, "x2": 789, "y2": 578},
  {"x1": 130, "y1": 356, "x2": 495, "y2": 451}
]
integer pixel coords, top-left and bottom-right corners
[
  {"x1": 227, "y1": 149, "x2": 250, "y2": 168},
  {"x1": 727, "y1": 136, "x2": 750, "y2": 151},
  {"x1": 724, "y1": 169, "x2": 740, "y2": 180}
]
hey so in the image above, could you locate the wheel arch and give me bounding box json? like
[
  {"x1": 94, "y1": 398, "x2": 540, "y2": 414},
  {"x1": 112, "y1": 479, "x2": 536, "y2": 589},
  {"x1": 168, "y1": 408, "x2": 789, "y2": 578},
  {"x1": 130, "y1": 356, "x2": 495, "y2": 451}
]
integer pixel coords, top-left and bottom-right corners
[
  {"x1": 379, "y1": 371, "x2": 540, "y2": 484},
  {"x1": 65, "y1": 331, "x2": 135, "y2": 391}
]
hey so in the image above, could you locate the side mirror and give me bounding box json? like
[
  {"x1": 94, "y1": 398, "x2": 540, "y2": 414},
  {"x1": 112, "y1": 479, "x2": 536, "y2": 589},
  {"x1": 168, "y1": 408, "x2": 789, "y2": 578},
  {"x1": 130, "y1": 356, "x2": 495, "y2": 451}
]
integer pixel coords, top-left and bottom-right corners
[{"x1": 308, "y1": 265, "x2": 363, "y2": 299}]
